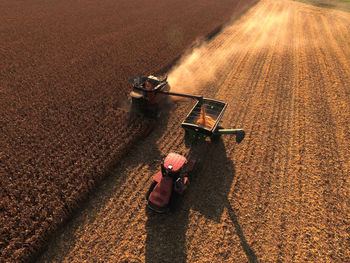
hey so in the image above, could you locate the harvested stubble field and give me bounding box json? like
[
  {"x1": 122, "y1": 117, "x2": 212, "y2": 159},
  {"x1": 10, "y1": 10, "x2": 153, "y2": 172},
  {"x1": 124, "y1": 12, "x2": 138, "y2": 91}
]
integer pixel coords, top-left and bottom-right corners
[
  {"x1": 35, "y1": 0, "x2": 350, "y2": 262},
  {"x1": 0, "y1": 0, "x2": 256, "y2": 262}
]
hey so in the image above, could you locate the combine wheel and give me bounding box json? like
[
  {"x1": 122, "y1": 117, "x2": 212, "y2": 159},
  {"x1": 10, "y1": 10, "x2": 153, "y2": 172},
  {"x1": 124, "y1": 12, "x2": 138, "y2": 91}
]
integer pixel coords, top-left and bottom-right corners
[{"x1": 130, "y1": 97, "x2": 145, "y2": 117}]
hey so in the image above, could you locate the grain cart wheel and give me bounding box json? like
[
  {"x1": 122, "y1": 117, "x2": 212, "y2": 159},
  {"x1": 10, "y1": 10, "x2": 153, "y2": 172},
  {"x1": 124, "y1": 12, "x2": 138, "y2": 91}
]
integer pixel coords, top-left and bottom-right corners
[
  {"x1": 145, "y1": 181, "x2": 157, "y2": 200},
  {"x1": 188, "y1": 160, "x2": 200, "y2": 178},
  {"x1": 211, "y1": 126, "x2": 223, "y2": 143},
  {"x1": 184, "y1": 129, "x2": 192, "y2": 147}
]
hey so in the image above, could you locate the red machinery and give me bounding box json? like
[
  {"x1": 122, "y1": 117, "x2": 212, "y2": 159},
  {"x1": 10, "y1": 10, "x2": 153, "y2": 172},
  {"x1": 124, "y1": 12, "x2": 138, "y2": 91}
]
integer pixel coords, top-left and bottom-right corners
[{"x1": 145, "y1": 152, "x2": 198, "y2": 213}]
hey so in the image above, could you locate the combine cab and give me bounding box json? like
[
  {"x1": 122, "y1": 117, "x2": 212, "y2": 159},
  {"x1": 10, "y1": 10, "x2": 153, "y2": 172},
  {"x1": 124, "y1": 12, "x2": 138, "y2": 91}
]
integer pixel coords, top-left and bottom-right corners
[{"x1": 129, "y1": 75, "x2": 170, "y2": 118}]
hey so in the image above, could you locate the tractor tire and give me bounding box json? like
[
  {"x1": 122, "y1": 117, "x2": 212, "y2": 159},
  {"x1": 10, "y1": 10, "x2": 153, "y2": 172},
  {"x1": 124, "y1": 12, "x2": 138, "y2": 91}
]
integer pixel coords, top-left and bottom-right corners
[
  {"x1": 145, "y1": 181, "x2": 157, "y2": 200},
  {"x1": 184, "y1": 130, "x2": 192, "y2": 147}
]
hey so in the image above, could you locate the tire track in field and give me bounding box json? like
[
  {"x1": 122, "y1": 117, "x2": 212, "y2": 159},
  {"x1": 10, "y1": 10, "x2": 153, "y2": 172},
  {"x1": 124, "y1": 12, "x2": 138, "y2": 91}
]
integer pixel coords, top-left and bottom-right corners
[
  {"x1": 287, "y1": 9, "x2": 309, "y2": 261},
  {"x1": 317, "y1": 14, "x2": 350, "y2": 153},
  {"x1": 284, "y1": 7, "x2": 349, "y2": 261},
  {"x1": 316, "y1": 15, "x2": 350, "y2": 174},
  {"x1": 186, "y1": 2, "x2": 297, "y2": 261},
  {"x1": 302, "y1": 12, "x2": 348, "y2": 260},
  {"x1": 36, "y1": 0, "x2": 350, "y2": 262},
  {"x1": 230, "y1": 17, "x2": 295, "y2": 262},
  {"x1": 217, "y1": 22, "x2": 287, "y2": 261},
  {"x1": 246, "y1": 12, "x2": 296, "y2": 259},
  {"x1": 180, "y1": 3, "x2": 287, "y2": 258},
  {"x1": 222, "y1": 2, "x2": 293, "y2": 235}
]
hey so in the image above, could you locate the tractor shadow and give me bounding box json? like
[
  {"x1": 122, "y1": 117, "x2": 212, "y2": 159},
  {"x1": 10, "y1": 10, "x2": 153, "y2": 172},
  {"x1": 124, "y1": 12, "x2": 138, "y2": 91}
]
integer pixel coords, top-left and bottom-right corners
[{"x1": 145, "y1": 139, "x2": 258, "y2": 262}]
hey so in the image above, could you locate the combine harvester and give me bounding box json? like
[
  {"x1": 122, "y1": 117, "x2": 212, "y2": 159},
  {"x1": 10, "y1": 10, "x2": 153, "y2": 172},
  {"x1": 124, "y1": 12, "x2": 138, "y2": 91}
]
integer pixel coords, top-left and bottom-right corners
[{"x1": 129, "y1": 75, "x2": 245, "y2": 213}]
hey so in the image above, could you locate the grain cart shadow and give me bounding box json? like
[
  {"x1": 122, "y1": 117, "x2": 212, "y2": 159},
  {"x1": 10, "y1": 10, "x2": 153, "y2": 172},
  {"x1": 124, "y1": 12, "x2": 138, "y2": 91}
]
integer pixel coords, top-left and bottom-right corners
[
  {"x1": 145, "y1": 139, "x2": 258, "y2": 262},
  {"x1": 225, "y1": 201, "x2": 258, "y2": 263},
  {"x1": 191, "y1": 140, "x2": 258, "y2": 262}
]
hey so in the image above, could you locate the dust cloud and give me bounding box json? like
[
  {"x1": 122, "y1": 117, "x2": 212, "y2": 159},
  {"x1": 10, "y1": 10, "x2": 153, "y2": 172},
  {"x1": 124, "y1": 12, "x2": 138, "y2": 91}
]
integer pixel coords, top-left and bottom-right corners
[
  {"x1": 167, "y1": 43, "x2": 218, "y2": 96},
  {"x1": 167, "y1": 0, "x2": 292, "y2": 95}
]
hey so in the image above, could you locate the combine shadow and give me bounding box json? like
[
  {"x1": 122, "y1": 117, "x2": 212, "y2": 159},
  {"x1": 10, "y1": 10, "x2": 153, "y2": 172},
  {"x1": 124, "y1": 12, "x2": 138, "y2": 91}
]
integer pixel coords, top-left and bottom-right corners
[{"x1": 145, "y1": 139, "x2": 258, "y2": 262}]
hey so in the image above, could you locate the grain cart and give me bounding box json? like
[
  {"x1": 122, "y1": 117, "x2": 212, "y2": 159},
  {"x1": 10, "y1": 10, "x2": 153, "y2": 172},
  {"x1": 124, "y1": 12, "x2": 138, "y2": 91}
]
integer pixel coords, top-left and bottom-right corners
[{"x1": 182, "y1": 98, "x2": 245, "y2": 144}]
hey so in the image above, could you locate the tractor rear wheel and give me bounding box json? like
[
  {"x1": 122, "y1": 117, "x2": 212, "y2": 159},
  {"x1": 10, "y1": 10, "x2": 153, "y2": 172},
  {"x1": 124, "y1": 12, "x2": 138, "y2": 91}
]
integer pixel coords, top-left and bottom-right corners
[{"x1": 145, "y1": 181, "x2": 157, "y2": 200}]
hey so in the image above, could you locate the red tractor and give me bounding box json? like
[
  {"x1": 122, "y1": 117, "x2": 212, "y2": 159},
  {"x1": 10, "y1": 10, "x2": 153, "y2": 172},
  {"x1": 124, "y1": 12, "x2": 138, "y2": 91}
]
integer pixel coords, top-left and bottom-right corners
[{"x1": 146, "y1": 152, "x2": 198, "y2": 213}]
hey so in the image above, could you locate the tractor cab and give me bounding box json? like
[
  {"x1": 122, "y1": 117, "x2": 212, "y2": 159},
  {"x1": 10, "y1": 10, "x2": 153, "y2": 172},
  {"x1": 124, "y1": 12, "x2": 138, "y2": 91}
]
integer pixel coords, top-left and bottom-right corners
[
  {"x1": 161, "y1": 153, "x2": 187, "y2": 178},
  {"x1": 146, "y1": 152, "x2": 190, "y2": 213}
]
